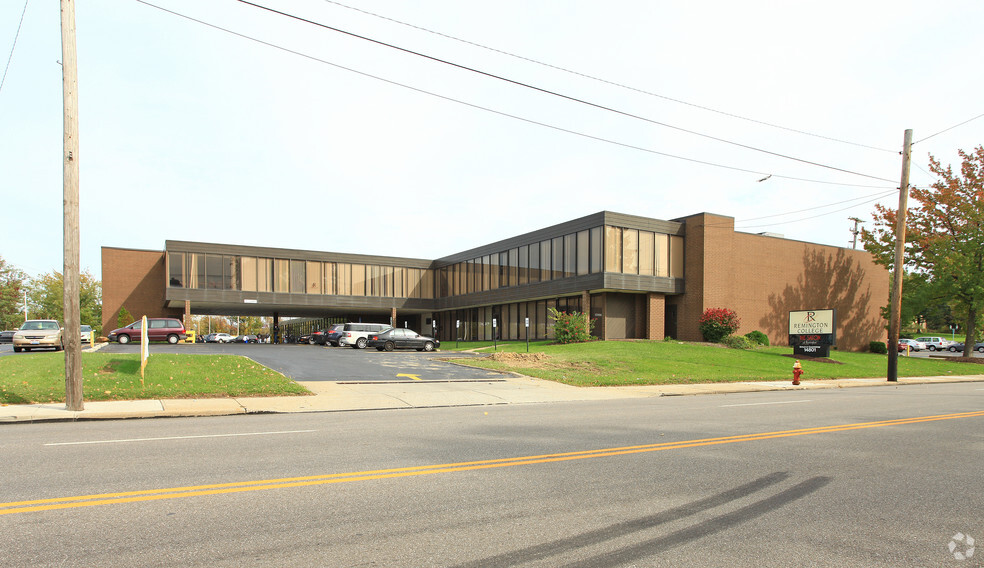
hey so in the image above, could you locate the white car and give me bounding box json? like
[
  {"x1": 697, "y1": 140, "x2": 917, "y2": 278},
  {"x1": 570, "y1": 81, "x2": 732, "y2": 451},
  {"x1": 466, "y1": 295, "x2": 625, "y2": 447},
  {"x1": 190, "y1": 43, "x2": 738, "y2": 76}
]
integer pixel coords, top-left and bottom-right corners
[
  {"x1": 80, "y1": 325, "x2": 93, "y2": 343},
  {"x1": 214, "y1": 333, "x2": 235, "y2": 343},
  {"x1": 913, "y1": 336, "x2": 951, "y2": 351},
  {"x1": 898, "y1": 338, "x2": 926, "y2": 352}
]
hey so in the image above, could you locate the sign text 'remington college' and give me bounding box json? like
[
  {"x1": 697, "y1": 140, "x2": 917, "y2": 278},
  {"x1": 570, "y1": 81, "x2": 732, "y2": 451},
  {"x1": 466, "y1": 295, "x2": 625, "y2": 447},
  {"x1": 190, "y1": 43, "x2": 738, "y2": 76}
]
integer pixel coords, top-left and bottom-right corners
[{"x1": 788, "y1": 309, "x2": 836, "y2": 357}]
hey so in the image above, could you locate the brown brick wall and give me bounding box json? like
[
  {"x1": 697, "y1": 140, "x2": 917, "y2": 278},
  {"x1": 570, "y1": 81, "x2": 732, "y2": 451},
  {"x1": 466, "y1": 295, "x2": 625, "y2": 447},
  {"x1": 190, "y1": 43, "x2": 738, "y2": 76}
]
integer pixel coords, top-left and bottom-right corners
[
  {"x1": 101, "y1": 248, "x2": 182, "y2": 335},
  {"x1": 647, "y1": 293, "x2": 665, "y2": 340},
  {"x1": 676, "y1": 214, "x2": 889, "y2": 351}
]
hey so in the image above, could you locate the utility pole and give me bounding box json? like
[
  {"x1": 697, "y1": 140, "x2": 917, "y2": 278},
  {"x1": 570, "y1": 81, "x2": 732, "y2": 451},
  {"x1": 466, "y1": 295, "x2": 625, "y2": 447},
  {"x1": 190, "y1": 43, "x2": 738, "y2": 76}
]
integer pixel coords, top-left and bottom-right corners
[
  {"x1": 848, "y1": 217, "x2": 863, "y2": 249},
  {"x1": 887, "y1": 129, "x2": 913, "y2": 383},
  {"x1": 62, "y1": 0, "x2": 83, "y2": 410}
]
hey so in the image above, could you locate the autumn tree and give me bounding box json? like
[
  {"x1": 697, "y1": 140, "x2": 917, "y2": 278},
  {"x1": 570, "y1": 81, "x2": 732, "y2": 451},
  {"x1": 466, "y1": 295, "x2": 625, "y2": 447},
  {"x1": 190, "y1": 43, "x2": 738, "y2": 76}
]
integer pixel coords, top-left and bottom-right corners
[
  {"x1": 27, "y1": 270, "x2": 103, "y2": 334},
  {"x1": 0, "y1": 256, "x2": 28, "y2": 330},
  {"x1": 864, "y1": 146, "x2": 984, "y2": 356}
]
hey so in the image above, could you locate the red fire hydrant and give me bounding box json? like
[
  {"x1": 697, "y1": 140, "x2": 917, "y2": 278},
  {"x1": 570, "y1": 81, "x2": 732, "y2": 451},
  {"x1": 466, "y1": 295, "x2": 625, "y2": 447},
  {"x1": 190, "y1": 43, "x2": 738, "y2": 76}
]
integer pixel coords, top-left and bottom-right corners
[{"x1": 792, "y1": 360, "x2": 804, "y2": 385}]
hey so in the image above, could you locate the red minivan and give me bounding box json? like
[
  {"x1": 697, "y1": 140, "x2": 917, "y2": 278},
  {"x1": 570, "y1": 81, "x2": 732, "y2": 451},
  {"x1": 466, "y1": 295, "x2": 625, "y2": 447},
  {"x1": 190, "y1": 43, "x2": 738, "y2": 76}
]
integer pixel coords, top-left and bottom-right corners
[{"x1": 108, "y1": 318, "x2": 187, "y2": 344}]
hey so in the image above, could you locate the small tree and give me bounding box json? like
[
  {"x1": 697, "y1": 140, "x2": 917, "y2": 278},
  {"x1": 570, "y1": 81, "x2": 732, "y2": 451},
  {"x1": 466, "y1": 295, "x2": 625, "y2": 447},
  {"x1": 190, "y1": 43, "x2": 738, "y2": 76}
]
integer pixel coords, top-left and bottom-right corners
[
  {"x1": 699, "y1": 308, "x2": 741, "y2": 343},
  {"x1": 117, "y1": 305, "x2": 133, "y2": 328},
  {"x1": 548, "y1": 307, "x2": 594, "y2": 344}
]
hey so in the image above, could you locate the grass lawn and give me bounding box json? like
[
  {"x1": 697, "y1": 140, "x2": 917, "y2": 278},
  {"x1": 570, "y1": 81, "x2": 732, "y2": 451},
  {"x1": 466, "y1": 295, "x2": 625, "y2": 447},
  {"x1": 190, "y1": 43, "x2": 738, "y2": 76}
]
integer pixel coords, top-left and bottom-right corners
[
  {"x1": 0, "y1": 352, "x2": 310, "y2": 405},
  {"x1": 449, "y1": 340, "x2": 984, "y2": 386}
]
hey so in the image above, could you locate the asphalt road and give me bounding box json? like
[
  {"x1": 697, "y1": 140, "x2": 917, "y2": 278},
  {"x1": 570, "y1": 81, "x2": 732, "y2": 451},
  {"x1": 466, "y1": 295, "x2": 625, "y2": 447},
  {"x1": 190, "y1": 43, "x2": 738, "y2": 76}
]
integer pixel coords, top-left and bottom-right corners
[{"x1": 2, "y1": 382, "x2": 982, "y2": 567}]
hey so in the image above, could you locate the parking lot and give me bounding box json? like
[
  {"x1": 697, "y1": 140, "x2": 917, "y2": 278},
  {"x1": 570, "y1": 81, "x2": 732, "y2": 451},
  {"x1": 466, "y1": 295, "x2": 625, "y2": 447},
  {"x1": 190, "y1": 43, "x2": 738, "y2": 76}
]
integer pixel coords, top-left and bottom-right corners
[{"x1": 88, "y1": 342, "x2": 510, "y2": 383}]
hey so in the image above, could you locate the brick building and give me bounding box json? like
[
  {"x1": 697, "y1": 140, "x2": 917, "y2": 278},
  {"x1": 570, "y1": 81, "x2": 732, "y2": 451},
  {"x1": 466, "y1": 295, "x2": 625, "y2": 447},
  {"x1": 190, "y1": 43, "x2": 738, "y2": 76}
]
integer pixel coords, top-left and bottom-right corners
[{"x1": 101, "y1": 211, "x2": 888, "y2": 350}]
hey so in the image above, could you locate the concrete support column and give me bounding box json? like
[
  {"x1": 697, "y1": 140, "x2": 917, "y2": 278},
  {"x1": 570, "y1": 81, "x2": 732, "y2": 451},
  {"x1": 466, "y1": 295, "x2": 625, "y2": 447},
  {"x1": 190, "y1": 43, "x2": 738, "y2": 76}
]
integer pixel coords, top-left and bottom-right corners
[
  {"x1": 581, "y1": 290, "x2": 592, "y2": 337},
  {"x1": 390, "y1": 307, "x2": 397, "y2": 328},
  {"x1": 184, "y1": 301, "x2": 191, "y2": 330},
  {"x1": 272, "y1": 312, "x2": 280, "y2": 344}
]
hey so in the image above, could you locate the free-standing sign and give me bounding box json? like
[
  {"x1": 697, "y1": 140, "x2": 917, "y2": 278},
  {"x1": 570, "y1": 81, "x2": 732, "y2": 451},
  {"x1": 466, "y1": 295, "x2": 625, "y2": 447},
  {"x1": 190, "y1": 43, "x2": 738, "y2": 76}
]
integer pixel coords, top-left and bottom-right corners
[{"x1": 788, "y1": 309, "x2": 836, "y2": 357}]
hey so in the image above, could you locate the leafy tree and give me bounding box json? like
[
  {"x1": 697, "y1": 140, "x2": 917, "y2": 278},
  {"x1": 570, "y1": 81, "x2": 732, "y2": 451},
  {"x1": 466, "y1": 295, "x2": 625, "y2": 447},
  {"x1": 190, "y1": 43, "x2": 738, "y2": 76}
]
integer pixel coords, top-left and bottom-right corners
[
  {"x1": 27, "y1": 270, "x2": 103, "y2": 333},
  {"x1": 0, "y1": 256, "x2": 28, "y2": 330},
  {"x1": 117, "y1": 305, "x2": 133, "y2": 329},
  {"x1": 864, "y1": 146, "x2": 984, "y2": 355}
]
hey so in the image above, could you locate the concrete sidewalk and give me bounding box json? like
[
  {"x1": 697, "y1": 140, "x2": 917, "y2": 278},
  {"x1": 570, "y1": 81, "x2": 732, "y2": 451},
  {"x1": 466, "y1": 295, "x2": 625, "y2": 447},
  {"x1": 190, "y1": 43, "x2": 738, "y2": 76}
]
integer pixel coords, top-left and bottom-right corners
[{"x1": 2, "y1": 374, "x2": 983, "y2": 423}]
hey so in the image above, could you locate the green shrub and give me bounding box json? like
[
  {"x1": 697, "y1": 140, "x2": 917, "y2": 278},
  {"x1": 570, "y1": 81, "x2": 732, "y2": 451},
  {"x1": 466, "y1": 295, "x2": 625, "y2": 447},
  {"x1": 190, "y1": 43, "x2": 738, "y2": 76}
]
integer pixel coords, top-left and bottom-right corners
[
  {"x1": 548, "y1": 308, "x2": 595, "y2": 344},
  {"x1": 698, "y1": 308, "x2": 741, "y2": 343},
  {"x1": 869, "y1": 341, "x2": 887, "y2": 354},
  {"x1": 744, "y1": 330, "x2": 770, "y2": 346},
  {"x1": 722, "y1": 334, "x2": 754, "y2": 349}
]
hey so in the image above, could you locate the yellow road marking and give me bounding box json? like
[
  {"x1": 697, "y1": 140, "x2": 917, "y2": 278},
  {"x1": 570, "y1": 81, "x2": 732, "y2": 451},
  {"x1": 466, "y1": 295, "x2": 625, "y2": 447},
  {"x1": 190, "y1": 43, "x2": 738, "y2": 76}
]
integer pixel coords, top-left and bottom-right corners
[
  {"x1": 3, "y1": 409, "x2": 982, "y2": 516},
  {"x1": 397, "y1": 373, "x2": 422, "y2": 381}
]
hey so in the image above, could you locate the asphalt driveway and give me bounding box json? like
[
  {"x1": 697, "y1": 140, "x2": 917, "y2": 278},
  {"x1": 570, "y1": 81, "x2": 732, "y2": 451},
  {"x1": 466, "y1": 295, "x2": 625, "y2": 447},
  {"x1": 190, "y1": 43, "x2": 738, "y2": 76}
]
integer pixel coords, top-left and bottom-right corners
[{"x1": 93, "y1": 342, "x2": 509, "y2": 382}]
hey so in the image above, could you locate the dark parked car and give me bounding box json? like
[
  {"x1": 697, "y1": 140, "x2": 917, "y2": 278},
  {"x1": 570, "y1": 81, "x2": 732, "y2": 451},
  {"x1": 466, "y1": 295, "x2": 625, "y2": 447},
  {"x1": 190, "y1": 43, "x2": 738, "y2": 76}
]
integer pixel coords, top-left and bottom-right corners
[
  {"x1": 0, "y1": 330, "x2": 15, "y2": 344},
  {"x1": 108, "y1": 318, "x2": 186, "y2": 344},
  {"x1": 367, "y1": 328, "x2": 439, "y2": 352},
  {"x1": 947, "y1": 342, "x2": 984, "y2": 353},
  {"x1": 325, "y1": 323, "x2": 345, "y2": 346}
]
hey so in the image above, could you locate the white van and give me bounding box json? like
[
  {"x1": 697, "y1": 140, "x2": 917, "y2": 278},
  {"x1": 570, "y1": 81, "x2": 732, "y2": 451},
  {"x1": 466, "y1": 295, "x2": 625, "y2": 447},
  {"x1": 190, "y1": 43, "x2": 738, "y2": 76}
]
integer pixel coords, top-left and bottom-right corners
[{"x1": 338, "y1": 323, "x2": 392, "y2": 349}]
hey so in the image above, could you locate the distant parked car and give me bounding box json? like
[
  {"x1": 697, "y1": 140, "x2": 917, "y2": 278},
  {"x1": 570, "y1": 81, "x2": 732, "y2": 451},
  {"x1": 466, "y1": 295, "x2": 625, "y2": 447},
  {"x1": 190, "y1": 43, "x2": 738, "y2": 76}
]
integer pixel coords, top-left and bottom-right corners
[
  {"x1": 210, "y1": 333, "x2": 234, "y2": 343},
  {"x1": 80, "y1": 325, "x2": 93, "y2": 343},
  {"x1": 339, "y1": 323, "x2": 392, "y2": 349},
  {"x1": 898, "y1": 338, "x2": 926, "y2": 352},
  {"x1": 367, "y1": 328, "x2": 439, "y2": 352},
  {"x1": 296, "y1": 333, "x2": 313, "y2": 344},
  {"x1": 0, "y1": 330, "x2": 15, "y2": 344},
  {"x1": 947, "y1": 342, "x2": 984, "y2": 354},
  {"x1": 12, "y1": 319, "x2": 63, "y2": 352},
  {"x1": 913, "y1": 336, "x2": 951, "y2": 351},
  {"x1": 324, "y1": 324, "x2": 345, "y2": 347},
  {"x1": 107, "y1": 318, "x2": 186, "y2": 344}
]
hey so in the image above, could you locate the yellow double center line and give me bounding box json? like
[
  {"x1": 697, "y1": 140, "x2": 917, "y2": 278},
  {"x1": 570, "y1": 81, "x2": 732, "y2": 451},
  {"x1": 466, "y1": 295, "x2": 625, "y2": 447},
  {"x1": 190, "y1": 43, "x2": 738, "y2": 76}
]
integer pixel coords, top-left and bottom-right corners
[{"x1": 3, "y1": 410, "x2": 982, "y2": 516}]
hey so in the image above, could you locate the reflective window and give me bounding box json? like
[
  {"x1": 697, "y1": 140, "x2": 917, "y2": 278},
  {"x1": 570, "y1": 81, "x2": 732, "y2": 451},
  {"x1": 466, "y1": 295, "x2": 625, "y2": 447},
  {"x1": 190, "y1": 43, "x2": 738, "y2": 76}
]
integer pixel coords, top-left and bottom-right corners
[
  {"x1": 168, "y1": 253, "x2": 184, "y2": 287},
  {"x1": 605, "y1": 227, "x2": 621, "y2": 272},
  {"x1": 552, "y1": 237, "x2": 564, "y2": 280},
  {"x1": 576, "y1": 230, "x2": 589, "y2": 276},
  {"x1": 242, "y1": 257, "x2": 257, "y2": 291},
  {"x1": 590, "y1": 227, "x2": 602, "y2": 273},
  {"x1": 639, "y1": 231, "x2": 655, "y2": 276}
]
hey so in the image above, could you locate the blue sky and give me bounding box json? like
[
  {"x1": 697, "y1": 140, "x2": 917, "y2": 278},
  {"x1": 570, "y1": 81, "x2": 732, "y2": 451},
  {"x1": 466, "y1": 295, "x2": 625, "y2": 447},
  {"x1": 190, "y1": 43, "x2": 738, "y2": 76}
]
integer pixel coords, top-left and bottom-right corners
[{"x1": 2, "y1": 0, "x2": 982, "y2": 280}]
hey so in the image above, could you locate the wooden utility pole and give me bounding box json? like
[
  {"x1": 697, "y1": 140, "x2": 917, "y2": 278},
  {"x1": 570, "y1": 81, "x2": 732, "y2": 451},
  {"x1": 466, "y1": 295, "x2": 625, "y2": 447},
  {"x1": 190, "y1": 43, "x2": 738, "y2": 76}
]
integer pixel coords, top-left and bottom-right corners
[
  {"x1": 62, "y1": 0, "x2": 83, "y2": 410},
  {"x1": 887, "y1": 129, "x2": 913, "y2": 383},
  {"x1": 848, "y1": 217, "x2": 863, "y2": 249}
]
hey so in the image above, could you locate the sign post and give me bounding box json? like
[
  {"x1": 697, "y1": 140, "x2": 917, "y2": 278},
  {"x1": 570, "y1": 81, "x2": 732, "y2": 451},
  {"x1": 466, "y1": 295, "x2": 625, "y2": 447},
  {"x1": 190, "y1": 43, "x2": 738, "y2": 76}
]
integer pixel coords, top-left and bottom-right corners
[
  {"x1": 788, "y1": 310, "x2": 836, "y2": 357},
  {"x1": 492, "y1": 318, "x2": 497, "y2": 351},
  {"x1": 455, "y1": 319, "x2": 460, "y2": 349},
  {"x1": 139, "y1": 315, "x2": 149, "y2": 386},
  {"x1": 525, "y1": 317, "x2": 530, "y2": 352}
]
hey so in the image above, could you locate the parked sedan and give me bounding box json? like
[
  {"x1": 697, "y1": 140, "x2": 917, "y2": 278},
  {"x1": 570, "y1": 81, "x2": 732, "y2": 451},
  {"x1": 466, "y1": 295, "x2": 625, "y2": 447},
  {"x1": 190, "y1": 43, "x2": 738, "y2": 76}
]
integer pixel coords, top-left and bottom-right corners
[
  {"x1": 947, "y1": 342, "x2": 984, "y2": 354},
  {"x1": 80, "y1": 325, "x2": 93, "y2": 343},
  {"x1": 0, "y1": 330, "x2": 15, "y2": 344},
  {"x1": 12, "y1": 319, "x2": 63, "y2": 352},
  {"x1": 367, "y1": 328, "x2": 439, "y2": 352},
  {"x1": 898, "y1": 338, "x2": 926, "y2": 352}
]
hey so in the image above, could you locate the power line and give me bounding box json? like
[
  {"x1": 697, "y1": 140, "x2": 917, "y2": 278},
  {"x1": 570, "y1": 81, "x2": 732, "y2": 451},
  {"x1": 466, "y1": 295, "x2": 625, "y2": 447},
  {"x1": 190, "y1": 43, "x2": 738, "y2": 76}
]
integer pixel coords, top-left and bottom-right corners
[
  {"x1": 133, "y1": 0, "x2": 895, "y2": 190},
  {"x1": 734, "y1": 192, "x2": 896, "y2": 229},
  {"x1": 914, "y1": 112, "x2": 984, "y2": 144},
  {"x1": 0, "y1": 0, "x2": 30, "y2": 97},
  {"x1": 736, "y1": 189, "x2": 897, "y2": 223},
  {"x1": 321, "y1": 0, "x2": 896, "y2": 154},
  {"x1": 236, "y1": 0, "x2": 897, "y2": 184}
]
